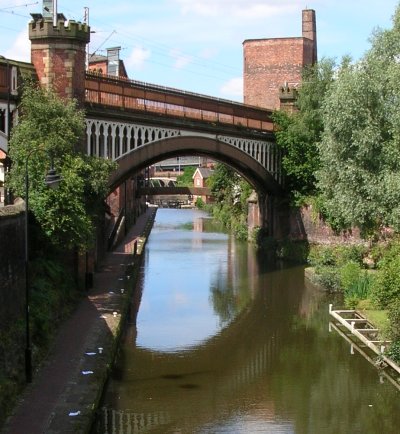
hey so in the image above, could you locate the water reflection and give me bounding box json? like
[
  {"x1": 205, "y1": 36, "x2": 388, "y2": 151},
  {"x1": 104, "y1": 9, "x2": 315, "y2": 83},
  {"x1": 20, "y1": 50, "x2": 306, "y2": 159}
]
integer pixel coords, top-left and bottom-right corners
[{"x1": 94, "y1": 209, "x2": 400, "y2": 434}]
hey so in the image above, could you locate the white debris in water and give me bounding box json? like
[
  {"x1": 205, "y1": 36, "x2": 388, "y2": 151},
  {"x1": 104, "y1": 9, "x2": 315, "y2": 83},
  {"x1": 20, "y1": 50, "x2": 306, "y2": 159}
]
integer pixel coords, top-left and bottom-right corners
[{"x1": 69, "y1": 411, "x2": 81, "y2": 416}]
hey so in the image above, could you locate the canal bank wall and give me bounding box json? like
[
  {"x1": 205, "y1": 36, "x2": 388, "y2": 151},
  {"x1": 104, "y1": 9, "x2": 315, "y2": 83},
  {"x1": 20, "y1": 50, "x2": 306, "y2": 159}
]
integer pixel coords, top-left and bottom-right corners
[{"x1": 2, "y1": 207, "x2": 157, "y2": 434}]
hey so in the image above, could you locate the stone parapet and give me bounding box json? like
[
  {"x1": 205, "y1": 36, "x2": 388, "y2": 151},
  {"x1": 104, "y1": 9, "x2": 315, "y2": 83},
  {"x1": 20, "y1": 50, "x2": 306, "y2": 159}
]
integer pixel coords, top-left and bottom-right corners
[{"x1": 29, "y1": 18, "x2": 90, "y2": 44}]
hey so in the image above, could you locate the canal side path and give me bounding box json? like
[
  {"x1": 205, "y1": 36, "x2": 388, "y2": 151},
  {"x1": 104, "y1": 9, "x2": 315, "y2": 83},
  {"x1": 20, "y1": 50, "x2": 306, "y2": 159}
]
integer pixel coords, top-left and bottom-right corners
[{"x1": 2, "y1": 206, "x2": 157, "y2": 434}]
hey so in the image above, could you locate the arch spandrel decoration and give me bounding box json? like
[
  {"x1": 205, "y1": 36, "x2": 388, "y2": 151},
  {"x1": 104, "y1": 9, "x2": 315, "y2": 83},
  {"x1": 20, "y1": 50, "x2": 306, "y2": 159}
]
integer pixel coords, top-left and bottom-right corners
[{"x1": 85, "y1": 118, "x2": 283, "y2": 193}]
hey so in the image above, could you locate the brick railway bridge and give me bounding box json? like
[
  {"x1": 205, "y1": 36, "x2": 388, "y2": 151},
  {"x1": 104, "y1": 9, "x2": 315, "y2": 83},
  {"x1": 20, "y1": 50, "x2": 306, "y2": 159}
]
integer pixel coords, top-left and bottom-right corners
[
  {"x1": 2, "y1": 6, "x2": 317, "y2": 242},
  {"x1": 84, "y1": 71, "x2": 283, "y2": 231},
  {"x1": 85, "y1": 72, "x2": 282, "y2": 194}
]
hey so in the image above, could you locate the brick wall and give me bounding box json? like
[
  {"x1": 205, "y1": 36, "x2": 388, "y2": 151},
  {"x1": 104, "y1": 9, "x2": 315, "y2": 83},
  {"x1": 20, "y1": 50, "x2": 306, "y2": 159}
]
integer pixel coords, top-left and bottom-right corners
[
  {"x1": 243, "y1": 9, "x2": 317, "y2": 110},
  {"x1": 0, "y1": 203, "x2": 25, "y2": 330},
  {"x1": 288, "y1": 206, "x2": 362, "y2": 245}
]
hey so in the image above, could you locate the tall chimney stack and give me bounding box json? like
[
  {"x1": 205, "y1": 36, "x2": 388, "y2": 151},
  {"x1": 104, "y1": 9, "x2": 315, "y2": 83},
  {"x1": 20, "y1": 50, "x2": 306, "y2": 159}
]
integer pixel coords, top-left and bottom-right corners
[{"x1": 302, "y1": 9, "x2": 317, "y2": 64}]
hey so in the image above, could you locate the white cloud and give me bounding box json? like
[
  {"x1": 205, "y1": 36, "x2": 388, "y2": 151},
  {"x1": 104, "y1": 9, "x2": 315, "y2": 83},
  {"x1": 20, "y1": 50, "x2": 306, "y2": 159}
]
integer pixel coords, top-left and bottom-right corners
[
  {"x1": 125, "y1": 46, "x2": 151, "y2": 71},
  {"x1": 5, "y1": 28, "x2": 30, "y2": 62},
  {"x1": 220, "y1": 77, "x2": 243, "y2": 100},
  {"x1": 173, "y1": 0, "x2": 304, "y2": 18}
]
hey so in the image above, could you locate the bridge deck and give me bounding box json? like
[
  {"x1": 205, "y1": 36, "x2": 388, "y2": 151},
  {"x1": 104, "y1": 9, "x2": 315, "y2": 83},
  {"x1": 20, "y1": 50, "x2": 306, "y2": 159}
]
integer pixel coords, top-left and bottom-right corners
[{"x1": 85, "y1": 72, "x2": 274, "y2": 133}]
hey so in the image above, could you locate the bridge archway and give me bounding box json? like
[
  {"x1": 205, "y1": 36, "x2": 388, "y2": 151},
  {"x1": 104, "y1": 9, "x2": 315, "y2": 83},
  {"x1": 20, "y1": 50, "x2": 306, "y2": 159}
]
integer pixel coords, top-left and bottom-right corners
[{"x1": 108, "y1": 134, "x2": 282, "y2": 196}]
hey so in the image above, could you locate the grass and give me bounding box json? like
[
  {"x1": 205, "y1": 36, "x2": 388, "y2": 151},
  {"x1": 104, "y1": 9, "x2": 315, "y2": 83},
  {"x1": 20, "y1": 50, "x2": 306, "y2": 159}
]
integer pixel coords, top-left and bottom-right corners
[{"x1": 358, "y1": 308, "x2": 390, "y2": 339}]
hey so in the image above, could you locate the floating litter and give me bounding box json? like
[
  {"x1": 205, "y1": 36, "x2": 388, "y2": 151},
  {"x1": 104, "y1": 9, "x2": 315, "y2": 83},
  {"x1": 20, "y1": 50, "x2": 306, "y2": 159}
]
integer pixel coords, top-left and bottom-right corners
[
  {"x1": 118, "y1": 277, "x2": 124, "y2": 281},
  {"x1": 85, "y1": 352, "x2": 96, "y2": 356},
  {"x1": 98, "y1": 347, "x2": 103, "y2": 354},
  {"x1": 120, "y1": 288, "x2": 125, "y2": 294},
  {"x1": 109, "y1": 291, "x2": 115, "y2": 294},
  {"x1": 69, "y1": 411, "x2": 81, "y2": 417},
  {"x1": 82, "y1": 370, "x2": 94, "y2": 375}
]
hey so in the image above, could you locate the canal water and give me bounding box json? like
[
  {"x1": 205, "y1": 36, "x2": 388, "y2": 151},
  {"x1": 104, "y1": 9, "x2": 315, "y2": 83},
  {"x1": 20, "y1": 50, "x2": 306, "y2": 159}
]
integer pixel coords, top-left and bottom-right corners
[{"x1": 93, "y1": 209, "x2": 400, "y2": 434}]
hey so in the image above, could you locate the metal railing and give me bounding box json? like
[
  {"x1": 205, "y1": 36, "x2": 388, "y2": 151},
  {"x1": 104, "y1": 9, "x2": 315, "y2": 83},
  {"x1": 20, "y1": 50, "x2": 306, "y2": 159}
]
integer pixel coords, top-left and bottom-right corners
[{"x1": 85, "y1": 72, "x2": 274, "y2": 132}]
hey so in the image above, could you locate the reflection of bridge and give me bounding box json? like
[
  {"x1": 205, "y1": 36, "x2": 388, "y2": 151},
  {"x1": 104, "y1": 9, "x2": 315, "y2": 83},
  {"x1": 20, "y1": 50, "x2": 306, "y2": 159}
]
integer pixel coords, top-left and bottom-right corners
[
  {"x1": 95, "y1": 254, "x2": 307, "y2": 433},
  {"x1": 100, "y1": 338, "x2": 279, "y2": 433}
]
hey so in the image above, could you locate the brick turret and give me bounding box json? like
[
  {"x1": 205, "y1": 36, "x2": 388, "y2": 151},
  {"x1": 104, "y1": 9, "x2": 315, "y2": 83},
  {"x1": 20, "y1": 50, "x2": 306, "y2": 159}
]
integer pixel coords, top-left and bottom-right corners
[{"x1": 29, "y1": 15, "x2": 90, "y2": 103}]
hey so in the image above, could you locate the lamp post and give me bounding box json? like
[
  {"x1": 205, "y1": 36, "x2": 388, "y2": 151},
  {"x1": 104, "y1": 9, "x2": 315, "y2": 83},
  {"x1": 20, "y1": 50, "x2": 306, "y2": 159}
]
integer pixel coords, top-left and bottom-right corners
[{"x1": 25, "y1": 152, "x2": 61, "y2": 383}]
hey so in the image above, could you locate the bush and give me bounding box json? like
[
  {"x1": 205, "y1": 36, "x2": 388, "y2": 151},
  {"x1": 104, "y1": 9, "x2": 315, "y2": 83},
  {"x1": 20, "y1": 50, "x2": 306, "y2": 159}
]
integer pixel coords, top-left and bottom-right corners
[
  {"x1": 386, "y1": 340, "x2": 400, "y2": 364},
  {"x1": 370, "y1": 254, "x2": 400, "y2": 308},
  {"x1": 276, "y1": 240, "x2": 309, "y2": 263},
  {"x1": 314, "y1": 265, "x2": 341, "y2": 291},
  {"x1": 308, "y1": 245, "x2": 336, "y2": 267},
  {"x1": 339, "y1": 261, "x2": 362, "y2": 289},
  {"x1": 334, "y1": 245, "x2": 366, "y2": 267},
  {"x1": 388, "y1": 298, "x2": 400, "y2": 341},
  {"x1": 195, "y1": 197, "x2": 205, "y2": 209},
  {"x1": 339, "y1": 261, "x2": 372, "y2": 308},
  {"x1": 308, "y1": 244, "x2": 367, "y2": 268}
]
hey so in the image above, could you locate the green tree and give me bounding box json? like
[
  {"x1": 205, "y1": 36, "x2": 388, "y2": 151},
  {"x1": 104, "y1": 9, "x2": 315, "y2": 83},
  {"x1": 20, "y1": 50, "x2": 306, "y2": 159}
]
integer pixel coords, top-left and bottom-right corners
[
  {"x1": 317, "y1": 6, "x2": 400, "y2": 235},
  {"x1": 207, "y1": 163, "x2": 252, "y2": 239},
  {"x1": 272, "y1": 58, "x2": 336, "y2": 202},
  {"x1": 176, "y1": 166, "x2": 196, "y2": 186},
  {"x1": 7, "y1": 82, "x2": 115, "y2": 249}
]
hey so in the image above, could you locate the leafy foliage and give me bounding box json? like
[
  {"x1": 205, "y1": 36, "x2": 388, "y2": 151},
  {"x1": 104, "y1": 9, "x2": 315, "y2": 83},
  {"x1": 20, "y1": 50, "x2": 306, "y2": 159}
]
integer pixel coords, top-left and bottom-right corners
[
  {"x1": 339, "y1": 261, "x2": 372, "y2": 308},
  {"x1": 207, "y1": 163, "x2": 252, "y2": 240},
  {"x1": 317, "y1": 7, "x2": 400, "y2": 235},
  {"x1": 176, "y1": 166, "x2": 197, "y2": 186},
  {"x1": 273, "y1": 58, "x2": 336, "y2": 201},
  {"x1": 388, "y1": 298, "x2": 400, "y2": 341},
  {"x1": 308, "y1": 245, "x2": 371, "y2": 301},
  {"x1": 370, "y1": 249, "x2": 400, "y2": 308},
  {"x1": 7, "y1": 82, "x2": 116, "y2": 249},
  {"x1": 386, "y1": 340, "x2": 400, "y2": 364}
]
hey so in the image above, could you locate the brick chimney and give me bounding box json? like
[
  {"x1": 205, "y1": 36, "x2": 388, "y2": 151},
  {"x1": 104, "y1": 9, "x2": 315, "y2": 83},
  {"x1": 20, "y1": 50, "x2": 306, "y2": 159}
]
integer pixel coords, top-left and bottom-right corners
[
  {"x1": 302, "y1": 9, "x2": 317, "y2": 64},
  {"x1": 29, "y1": 14, "x2": 90, "y2": 104}
]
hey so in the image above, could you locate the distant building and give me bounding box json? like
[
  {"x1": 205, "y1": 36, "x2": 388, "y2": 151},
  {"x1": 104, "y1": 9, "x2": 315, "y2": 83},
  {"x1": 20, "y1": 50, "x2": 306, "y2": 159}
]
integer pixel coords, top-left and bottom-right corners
[
  {"x1": 193, "y1": 167, "x2": 214, "y2": 204},
  {"x1": 88, "y1": 47, "x2": 128, "y2": 78},
  {"x1": 0, "y1": 57, "x2": 37, "y2": 205}
]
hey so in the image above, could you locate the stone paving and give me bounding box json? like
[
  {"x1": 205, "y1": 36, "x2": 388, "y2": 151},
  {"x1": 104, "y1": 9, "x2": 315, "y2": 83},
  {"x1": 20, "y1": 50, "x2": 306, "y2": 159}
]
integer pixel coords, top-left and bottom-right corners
[{"x1": 2, "y1": 207, "x2": 157, "y2": 434}]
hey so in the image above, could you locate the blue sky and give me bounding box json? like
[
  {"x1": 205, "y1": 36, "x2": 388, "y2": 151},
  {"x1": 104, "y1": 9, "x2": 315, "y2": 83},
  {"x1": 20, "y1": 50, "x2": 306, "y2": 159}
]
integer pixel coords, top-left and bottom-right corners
[{"x1": 0, "y1": 0, "x2": 399, "y2": 101}]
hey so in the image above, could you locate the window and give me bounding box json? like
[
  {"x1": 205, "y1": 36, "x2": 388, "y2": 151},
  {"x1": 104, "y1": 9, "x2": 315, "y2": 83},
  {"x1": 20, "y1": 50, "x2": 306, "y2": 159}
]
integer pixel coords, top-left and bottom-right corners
[{"x1": 11, "y1": 67, "x2": 17, "y2": 95}]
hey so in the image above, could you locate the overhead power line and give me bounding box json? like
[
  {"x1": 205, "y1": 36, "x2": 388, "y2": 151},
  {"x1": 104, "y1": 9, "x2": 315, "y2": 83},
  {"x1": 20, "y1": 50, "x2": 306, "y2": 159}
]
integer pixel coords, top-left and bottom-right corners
[{"x1": 0, "y1": 1, "x2": 38, "y2": 18}]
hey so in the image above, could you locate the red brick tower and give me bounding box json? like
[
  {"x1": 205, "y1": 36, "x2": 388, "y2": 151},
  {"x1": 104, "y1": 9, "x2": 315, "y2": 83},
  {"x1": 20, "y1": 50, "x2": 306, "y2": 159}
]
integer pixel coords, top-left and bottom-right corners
[
  {"x1": 29, "y1": 14, "x2": 90, "y2": 104},
  {"x1": 243, "y1": 9, "x2": 317, "y2": 110}
]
